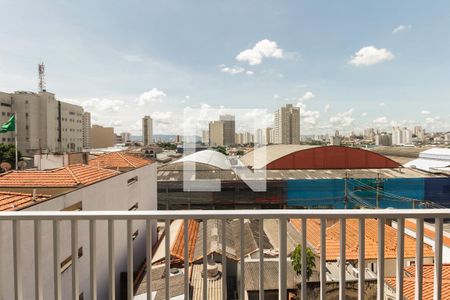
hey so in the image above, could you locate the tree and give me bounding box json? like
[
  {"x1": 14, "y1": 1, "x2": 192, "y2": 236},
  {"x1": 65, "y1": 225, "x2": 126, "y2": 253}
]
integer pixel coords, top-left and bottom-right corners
[
  {"x1": 0, "y1": 143, "x2": 21, "y2": 170},
  {"x1": 236, "y1": 150, "x2": 244, "y2": 156},
  {"x1": 291, "y1": 244, "x2": 316, "y2": 280},
  {"x1": 213, "y1": 145, "x2": 228, "y2": 155}
]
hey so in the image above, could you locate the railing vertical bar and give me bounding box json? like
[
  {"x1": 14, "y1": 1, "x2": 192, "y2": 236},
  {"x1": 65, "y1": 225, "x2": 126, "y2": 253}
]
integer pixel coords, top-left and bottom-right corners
[
  {"x1": 240, "y1": 218, "x2": 245, "y2": 300},
  {"x1": 415, "y1": 218, "x2": 424, "y2": 300},
  {"x1": 279, "y1": 218, "x2": 287, "y2": 300},
  {"x1": 146, "y1": 219, "x2": 152, "y2": 300},
  {"x1": 71, "y1": 220, "x2": 79, "y2": 300},
  {"x1": 202, "y1": 219, "x2": 207, "y2": 300},
  {"x1": 108, "y1": 219, "x2": 115, "y2": 300},
  {"x1": 184, "y1": 218, "x2": 189, "y2": 300},
  {"x1": 165, "y1": 219, "x2": 170, "y2": 300},
  {"x1": 396, "y1": 218, "x2": 404, "y2": 300},
  {"x1": 358, "y1": 218, "x2": 365, "y2": 300},
  {"x1": 90, "y1": 220, "x2": 97, "y2": 300},
  {"x1": 34, "y1": 220, "x2": 43, "y2": 300},
  {"x1": 259, "y1": 219, "x2": 264, "y2": 300},
  {"x1": 320, "y1": 218, "x2": 326, "y2": 300},
  {"x1": 301, "y1": 218, "x2": 307, "y2": 300},
  {"x1": 339, "y1": 218, "x2": 346, "y2": 300},
  {"x1": 127, "y1": 219, "x2": 133, "y2": 300},
  {"x1": 222, "y1": 219, "x2": 227, "y2": 300},
  {"x1": 13, "y1": 220, "x2": 22, "y2": 300},
  {"x1": 53, "y1": 220, "x2": 61, "y2": 300},
  {"x1": 377, "y1": 218, "x2": 385, "y2": 300},
  {"x1": 434, "y1": 217, "x2": 443, "y2": 300}
]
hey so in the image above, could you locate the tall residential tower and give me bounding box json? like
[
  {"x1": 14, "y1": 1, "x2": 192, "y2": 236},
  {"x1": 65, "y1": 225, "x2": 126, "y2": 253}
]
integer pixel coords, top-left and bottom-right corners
[
  {"x1": 142, "y1": 116, "x2": 153, "y2": 146},
  {"x1": 274, "y1": 104, "x2": 300, "y2": 144}
]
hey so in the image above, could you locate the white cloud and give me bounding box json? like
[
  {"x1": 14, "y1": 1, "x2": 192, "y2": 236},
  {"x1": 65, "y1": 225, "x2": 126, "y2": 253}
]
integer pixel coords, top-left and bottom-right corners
[
  {"x1": 152, "y1": 111, "x2": 173, "y2": 120},
  {"x1": 392, "y1": 25, "x2": 412, "y2": 34},
  {"x1": 349, "y1": 46, "x2": 394, "y2": 66},
  {"x1": 298, "y1": 91, "x2": 315, "y2": 101},
  {"x1": 373, "y1": 116, "x2": 388, "y2": 125},
  {"x1": 82, "y1": 98, "x2": 125, "y2": 113},
  {"x1": 324, "y1": 104, "x2": 331, "y2": 113},
  {"x1": 296, "y1": 103, "x2": 320, "y2": 126},
  {"x1": 361, "y1": 112, "x2": 367, "y2": 117},
  {"x1": 137, "y1": 88, "x2": 167, "y2": 106},
  {"x1": 236, "y1": 39, "x2": 284, "y2": 65},
  {"x1": 329, "y1": 109, "x2": 355, "y2": 127},
  {"x1": 379, "y1": 102, "x2": 386, "y2": 107},
  {"x1": 421, "y1": 110, "x2": 431, "y2": 115},
  {"x1": 219, "y1": 64, "x2": 254, "y2": 75},
  {"x1": 273, "y1": 94, "x2": 280, "y2": 100}
]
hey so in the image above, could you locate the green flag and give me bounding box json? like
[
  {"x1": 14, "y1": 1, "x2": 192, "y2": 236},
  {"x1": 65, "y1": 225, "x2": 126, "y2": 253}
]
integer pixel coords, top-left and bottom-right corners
[{"x1": 0, "y1": 114, "x2": 15, "y2": 133}]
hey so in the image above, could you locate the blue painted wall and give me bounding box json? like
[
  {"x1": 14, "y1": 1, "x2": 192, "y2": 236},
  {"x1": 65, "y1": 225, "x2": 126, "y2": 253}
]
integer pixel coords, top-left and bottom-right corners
[{"x1": 286, "y1": 177, "x2": 449, "y2": 209}]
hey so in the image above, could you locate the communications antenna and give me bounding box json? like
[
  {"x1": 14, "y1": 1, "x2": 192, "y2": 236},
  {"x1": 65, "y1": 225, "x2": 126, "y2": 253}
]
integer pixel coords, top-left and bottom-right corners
[{"x1": 38, "y1": 62, "x2": 46, "y2": 92}]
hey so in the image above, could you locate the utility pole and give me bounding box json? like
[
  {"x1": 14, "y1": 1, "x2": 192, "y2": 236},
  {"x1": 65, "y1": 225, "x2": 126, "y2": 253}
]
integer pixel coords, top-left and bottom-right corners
[{"x1": 344, "y1": 172, "x2": 348, "y2": 209}]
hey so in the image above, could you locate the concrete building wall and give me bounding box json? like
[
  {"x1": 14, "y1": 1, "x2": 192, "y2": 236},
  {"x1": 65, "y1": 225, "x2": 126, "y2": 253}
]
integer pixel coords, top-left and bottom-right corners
[
  {"x1": 82, "y1": 112, "x2": 91, "y2": 149},
  {"x1": 90, "y1": 125, "x2": 115, "y2": 148},
  {"x1": 0, "y1": 163, "x2": 158, "y2": 300},
  {"x1": 209, "y1": 121, "x2": 224, "y2": 147},
  {"x1": 0, "y1": 91, "x2": 86, "y2": 154}
]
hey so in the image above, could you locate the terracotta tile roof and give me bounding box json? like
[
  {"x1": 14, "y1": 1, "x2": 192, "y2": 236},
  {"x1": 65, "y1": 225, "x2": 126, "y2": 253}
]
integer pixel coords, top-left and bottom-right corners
[
  {"x1": 404, "y1": 219, "x2": 450, "y2": 248},
  {"x1": 291, "y1": 218, "x2": 434, "y2": 260},
  {"x1": 385, "y1": 265, "x2": 450, "y2": 300},
  {"x1": 0, "y1": 164, "x2": 119, "y2": 187},
  {"x1": 171, "y1": 219, "x2": 199, "y2": 263},
  {"x1": 88, "y1": 152, "x2": 152, "y2": 170},
  {"x1": 0, "y1": 191, "x2": 50, "y2": 211}
]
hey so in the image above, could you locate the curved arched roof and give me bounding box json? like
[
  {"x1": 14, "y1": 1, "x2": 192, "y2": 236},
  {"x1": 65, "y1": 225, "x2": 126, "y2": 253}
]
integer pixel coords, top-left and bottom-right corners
[
  {"x1": 242, "y1": 145, "x2": 401, "y2": 170},
  {"x1": 169, "y1": 150, "x2": 231, "y2": 170}
]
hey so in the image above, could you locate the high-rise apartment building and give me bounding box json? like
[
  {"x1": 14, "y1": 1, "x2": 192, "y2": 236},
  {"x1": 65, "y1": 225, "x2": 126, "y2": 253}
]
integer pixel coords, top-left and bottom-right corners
[
  {"x1": 392, "y1": 127, "x2": 413, "y2": 145},
  {"x1": 219, "y1": 115, "x2": 235, "y2": 145},
  {"x1": 120, "y1": 132, "x2": 132, "y2": 143},
  {"x1": 82, "y1": 112, "x2": 91, "y2": 149},
  {"x1": 90, "y1": 125, "x2": 115, "y2": 148},
  {"x1": 0, "y1": 91, "x2": 85, "y2": 155},
  {"x1": 142, "y1": 116, "x2": 153, "y2": 146},
  {"x1": 265, "y1": 127, "x2": 273, "y2": 144},
  {"x1": 375, "y1": 133, "x2": 392, "y2": 146},
  {"x1": 208, "y1": 115, "x2": 235, "y2": 146},
  {"x1": 274, "y1": 104, "x2": 300, "y2": 144}
]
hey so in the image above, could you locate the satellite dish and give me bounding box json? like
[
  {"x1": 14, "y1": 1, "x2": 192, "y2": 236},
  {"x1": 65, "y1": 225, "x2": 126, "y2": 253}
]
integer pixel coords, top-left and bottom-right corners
[
  {"x1": 18, "y1": 161, "x2": 27, "y2": 170},
  {"x1": 0, "y1": 162, "x2": 11, "y2": 171}
]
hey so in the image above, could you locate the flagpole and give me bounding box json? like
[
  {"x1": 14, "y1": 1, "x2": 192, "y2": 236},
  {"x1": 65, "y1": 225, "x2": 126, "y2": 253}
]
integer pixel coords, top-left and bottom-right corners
[{"x1": 15, "y1": 112, "x2": 18, "y2": 170}]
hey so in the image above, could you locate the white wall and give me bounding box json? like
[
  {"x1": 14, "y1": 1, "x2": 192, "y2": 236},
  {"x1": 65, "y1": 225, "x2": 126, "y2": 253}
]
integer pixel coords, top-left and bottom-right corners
[{"x1": 0, "y1": 163, "x2": 157, "y2": 300}]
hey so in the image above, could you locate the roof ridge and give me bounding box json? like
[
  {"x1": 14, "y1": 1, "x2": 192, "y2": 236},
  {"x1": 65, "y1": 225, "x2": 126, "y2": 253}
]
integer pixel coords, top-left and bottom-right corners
[
  {"x1": 65, "y1": 165, "x2": 82, "y2": 185},
  {"x1": 118, "y1": 152, "x2": 137, "y2": 167}
]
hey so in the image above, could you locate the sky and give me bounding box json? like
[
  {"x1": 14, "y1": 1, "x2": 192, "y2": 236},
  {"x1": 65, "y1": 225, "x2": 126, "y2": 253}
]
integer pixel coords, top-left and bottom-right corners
[{"x1": 1, "y1": 0, "x2": 450, "y2": 135}]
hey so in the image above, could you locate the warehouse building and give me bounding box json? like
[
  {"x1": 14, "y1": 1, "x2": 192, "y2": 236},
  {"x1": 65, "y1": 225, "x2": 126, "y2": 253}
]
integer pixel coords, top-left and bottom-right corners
[{"x1": 158, "y1": 145, "x2": 450, "y2": 209}]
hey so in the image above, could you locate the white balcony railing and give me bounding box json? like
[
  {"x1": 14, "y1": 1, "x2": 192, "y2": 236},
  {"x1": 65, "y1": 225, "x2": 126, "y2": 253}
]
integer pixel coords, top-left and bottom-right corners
[{"x1": 0, "y1": 209, "x2": 449, "y2": 300}]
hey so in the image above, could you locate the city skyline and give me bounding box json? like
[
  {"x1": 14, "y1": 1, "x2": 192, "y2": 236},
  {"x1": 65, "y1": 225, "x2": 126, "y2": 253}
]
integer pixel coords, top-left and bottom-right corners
[{"x1": 1, "y1": 1, "x2": 450, "y2": 135}]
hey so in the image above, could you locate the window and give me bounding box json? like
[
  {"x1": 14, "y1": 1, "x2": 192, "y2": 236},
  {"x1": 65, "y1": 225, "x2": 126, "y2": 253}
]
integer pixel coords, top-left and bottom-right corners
[
  {"x1": 62, "y1": 201, "x2": 82, "y2": 211},
  {"x1": 128, "y1": 203, "x2": 138, "y2": 211},
  {"x1": 127, "y1": 176, "x2": 138, "y2": 185},
  {"x1": 60, "y1": 247, "x2": 83, "y2": 273},
  {"x1": 1, "y1": 112, "x2": 4, "y2": 116}
]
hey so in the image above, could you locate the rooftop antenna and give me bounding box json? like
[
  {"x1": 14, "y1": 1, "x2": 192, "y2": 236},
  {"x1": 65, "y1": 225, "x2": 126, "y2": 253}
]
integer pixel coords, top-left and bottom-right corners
[{"x1": 38, "y1": 62, "x2": 46, "y2": 92}]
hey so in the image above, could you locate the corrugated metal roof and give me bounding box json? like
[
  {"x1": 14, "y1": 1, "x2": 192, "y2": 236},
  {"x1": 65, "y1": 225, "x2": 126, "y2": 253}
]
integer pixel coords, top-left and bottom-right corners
[
  {"x1": 240, "y1": 145, "x2": 317, "y2": 169},
  {"x1": 170, "y1": 150, "x2": 231, "y2": 170}
]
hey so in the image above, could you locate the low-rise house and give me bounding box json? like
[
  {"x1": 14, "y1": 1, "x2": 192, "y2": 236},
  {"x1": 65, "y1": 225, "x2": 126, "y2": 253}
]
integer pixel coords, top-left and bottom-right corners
[
  {"x1": 290, "y1": 218, "x2": 434, "y2": 277},
  {"x1": 0, "y1": 153, "x2": 157, "y2": 299}
]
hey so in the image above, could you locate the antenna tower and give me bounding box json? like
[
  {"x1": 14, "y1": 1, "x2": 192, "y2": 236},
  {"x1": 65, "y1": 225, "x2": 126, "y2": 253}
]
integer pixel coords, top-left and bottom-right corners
[{"x1": 38, "y1": 62, "x2": 46, "y2": 92}]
